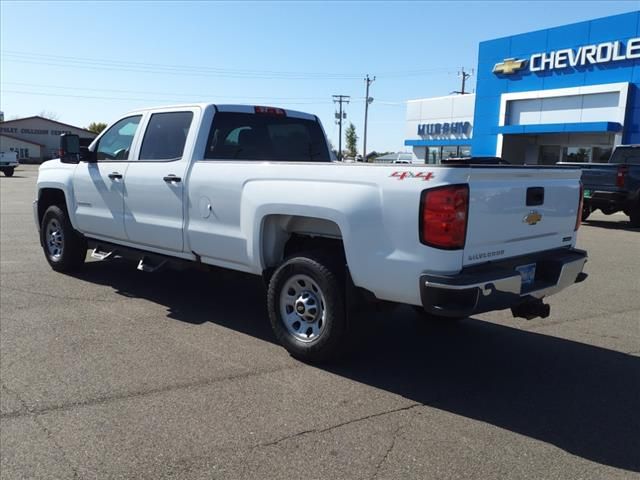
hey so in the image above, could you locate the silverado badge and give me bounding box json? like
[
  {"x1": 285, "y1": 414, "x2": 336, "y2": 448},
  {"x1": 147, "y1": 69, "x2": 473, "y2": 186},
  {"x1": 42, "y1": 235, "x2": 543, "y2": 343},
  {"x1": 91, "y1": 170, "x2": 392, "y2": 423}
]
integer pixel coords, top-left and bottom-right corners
[{"x1": 523, "y1": 210, "x2": 543, "y2": 225}]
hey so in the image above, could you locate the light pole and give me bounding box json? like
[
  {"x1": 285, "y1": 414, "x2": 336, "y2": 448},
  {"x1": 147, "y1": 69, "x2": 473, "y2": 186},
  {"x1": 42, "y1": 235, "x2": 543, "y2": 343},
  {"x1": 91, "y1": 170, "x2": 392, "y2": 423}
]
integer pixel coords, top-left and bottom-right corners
[{"x1": 363, "y1": 75, "x2": 375, "y2": 162}]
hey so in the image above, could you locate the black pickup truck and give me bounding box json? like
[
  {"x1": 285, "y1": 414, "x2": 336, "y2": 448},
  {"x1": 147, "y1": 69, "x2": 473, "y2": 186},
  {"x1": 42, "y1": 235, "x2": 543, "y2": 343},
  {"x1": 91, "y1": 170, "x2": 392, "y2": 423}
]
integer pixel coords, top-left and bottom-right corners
[{"x1": 559, "y1": 145, "x2": 640, "y2": 227}]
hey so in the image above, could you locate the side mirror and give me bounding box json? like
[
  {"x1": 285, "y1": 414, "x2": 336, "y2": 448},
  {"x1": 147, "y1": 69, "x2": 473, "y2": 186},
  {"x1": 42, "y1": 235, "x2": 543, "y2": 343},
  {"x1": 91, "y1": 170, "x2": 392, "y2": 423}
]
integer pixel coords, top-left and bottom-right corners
[
  {"x1": 59, "y1": 134, "x2": 80, "y2": 164},
  {"x1": 80, "y1": 146, "x2": 97, "y2": 163}
]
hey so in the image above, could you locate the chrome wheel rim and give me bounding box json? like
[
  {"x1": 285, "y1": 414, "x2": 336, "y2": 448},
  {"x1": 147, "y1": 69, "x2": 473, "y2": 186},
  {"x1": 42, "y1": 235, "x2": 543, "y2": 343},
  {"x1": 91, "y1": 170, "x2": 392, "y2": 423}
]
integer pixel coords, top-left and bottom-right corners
[
  {"x1": 279, "y1": 274, "x2": 326, "y2": 343},
  {"x1": 45, "y1": 219, "x2": 64, "y2": 261}
]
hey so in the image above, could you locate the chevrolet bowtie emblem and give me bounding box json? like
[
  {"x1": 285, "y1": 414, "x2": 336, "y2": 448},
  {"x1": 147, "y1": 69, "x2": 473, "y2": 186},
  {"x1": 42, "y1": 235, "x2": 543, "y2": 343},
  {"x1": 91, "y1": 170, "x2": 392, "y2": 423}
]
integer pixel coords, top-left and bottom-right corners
[
  {"x1": 523, "y1": 211, "x2": 543, "y2": 225},
  {"x1": 493, "y1": 58, "x2": 527, "y2": 75}
]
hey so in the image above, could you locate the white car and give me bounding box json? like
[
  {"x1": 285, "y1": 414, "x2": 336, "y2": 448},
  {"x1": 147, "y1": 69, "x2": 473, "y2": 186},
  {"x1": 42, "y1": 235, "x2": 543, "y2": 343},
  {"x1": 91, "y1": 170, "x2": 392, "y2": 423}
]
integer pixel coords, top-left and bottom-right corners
[{"x1": 34, "y1": 104, "x2": 588, "y2": 362}]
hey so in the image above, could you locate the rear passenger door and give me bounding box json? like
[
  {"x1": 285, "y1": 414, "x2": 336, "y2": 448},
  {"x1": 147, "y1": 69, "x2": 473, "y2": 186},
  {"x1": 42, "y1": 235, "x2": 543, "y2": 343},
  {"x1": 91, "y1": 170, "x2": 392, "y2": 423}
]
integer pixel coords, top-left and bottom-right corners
[{"x1": 123, "y1": 110, "x2": 195, "y2": 253}]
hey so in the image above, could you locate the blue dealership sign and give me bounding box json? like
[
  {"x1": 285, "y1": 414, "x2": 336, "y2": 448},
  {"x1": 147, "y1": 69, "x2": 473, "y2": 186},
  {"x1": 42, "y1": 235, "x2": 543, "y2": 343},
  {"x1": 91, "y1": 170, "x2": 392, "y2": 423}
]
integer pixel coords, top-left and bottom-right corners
[{"x1": 473, "y1": 11, "x2": 640, "y2": 155}]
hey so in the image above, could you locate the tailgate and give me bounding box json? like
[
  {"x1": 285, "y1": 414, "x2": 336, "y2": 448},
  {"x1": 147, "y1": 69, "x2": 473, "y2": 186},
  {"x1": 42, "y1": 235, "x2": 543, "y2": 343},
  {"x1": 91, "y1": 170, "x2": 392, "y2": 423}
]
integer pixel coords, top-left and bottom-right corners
[
  {"x1": 558, "y1": 162, "x2": 621, "y2": 193},
  {"x1": 580, "y1": 164, "x2": 619, "y2": 190},
  {"x1": 463, "y1": 168, "x2": 580, "y2": 267}
]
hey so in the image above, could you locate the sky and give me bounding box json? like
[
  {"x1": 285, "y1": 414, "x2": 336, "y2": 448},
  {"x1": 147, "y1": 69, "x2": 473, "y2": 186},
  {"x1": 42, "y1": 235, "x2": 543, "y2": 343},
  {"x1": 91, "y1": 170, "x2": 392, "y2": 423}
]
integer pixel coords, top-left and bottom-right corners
[{"x1": 1, "y1": 1, "x2": 638, "y2": 153}]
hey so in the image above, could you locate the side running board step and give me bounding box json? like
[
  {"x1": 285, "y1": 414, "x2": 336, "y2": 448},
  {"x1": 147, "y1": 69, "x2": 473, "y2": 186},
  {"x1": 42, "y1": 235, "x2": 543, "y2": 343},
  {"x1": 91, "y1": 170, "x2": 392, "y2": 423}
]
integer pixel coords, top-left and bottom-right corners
[
  {"x1": 91, "y1": 248, "x2": 114, "y2": 261},
  {"x1": 137, "y1": 256, "x2": 168, "y2": 273}
]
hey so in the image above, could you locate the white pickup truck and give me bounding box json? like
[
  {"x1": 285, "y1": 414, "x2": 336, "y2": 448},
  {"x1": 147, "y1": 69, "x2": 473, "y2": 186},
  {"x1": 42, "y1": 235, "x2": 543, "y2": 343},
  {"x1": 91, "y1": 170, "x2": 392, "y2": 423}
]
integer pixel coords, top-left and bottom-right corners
[
  {"x1": 1, "y1": 151, "x2": 19, "y2": 177},
  {"x1": 34, "y1": 104, "x2": 588, "y2": 361}
]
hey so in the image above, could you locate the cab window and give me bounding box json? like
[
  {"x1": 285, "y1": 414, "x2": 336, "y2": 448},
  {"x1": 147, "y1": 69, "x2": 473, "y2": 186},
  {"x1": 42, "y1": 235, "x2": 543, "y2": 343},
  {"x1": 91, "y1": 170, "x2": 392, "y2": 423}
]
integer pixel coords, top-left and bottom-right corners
[
  {"x1": 96, "y1": 115, "x2": 142, "y2": 161},
  {"x1": 139, "y1": 111, "x2": 194, "y2": 161}
]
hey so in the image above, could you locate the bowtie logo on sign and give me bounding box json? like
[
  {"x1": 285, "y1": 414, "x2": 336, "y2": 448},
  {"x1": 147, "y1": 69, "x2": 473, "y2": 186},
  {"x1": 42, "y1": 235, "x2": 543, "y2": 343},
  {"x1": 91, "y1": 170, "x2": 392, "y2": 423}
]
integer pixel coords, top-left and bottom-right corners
[
  {"x1": 493, "y1": 58, "x2": 527, "y2": 75},
  {"x1": 493, "y1": 37, "x2": 640, "y2": 75}
]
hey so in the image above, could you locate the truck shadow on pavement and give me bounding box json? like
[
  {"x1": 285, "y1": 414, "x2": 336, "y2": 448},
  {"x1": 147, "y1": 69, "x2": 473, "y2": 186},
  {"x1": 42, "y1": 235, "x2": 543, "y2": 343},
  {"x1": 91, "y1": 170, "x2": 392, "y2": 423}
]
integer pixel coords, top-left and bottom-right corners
[
  {"x1": 583, "y1": 218, "x2": 640, "y2": 231},
  {"x1": 74, "y1": 259, "x2": 640, "y2": 473}
]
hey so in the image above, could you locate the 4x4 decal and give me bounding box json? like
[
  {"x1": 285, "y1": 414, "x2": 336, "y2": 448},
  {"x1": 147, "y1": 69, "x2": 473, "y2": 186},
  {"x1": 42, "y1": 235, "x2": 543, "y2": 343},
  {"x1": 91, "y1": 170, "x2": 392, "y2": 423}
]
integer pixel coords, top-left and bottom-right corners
[{"x1": 390, "y1": 171, "x2": 435, "y2": 181}]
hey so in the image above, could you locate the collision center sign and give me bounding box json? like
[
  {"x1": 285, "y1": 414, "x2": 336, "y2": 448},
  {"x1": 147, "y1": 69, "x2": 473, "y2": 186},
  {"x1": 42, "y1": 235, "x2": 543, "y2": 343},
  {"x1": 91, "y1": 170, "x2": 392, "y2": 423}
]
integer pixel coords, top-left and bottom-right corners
[{"x1": 493, "y1": 37, "x2": 640, "y2": 75}]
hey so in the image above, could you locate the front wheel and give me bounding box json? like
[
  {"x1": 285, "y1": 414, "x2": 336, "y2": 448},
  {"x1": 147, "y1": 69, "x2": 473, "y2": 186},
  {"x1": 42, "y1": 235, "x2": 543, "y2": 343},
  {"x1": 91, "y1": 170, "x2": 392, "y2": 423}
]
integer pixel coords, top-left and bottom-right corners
[
  {"x1": 581, "y1": 203, "x2": 592, "y2": 222},
  {"x1": 2, "y1": 167, "x2": 14, "y2": 177},
  {"x1": 40, "y1": 205, "x2": 87, "y2": 272},
  {"x1": 267, "y1": 254, "x2": 347, "y2": 363}
]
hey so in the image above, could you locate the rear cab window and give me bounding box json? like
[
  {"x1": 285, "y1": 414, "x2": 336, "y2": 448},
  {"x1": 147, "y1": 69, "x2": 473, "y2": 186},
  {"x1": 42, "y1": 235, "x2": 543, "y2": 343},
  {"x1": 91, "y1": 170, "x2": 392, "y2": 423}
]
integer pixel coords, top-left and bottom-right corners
[
  {"x1": 610, "y1": 147, "x2": 640, "y2": 165},
  {"x1": 205, "y1": 111, "x2": 330, "y2": 162}
]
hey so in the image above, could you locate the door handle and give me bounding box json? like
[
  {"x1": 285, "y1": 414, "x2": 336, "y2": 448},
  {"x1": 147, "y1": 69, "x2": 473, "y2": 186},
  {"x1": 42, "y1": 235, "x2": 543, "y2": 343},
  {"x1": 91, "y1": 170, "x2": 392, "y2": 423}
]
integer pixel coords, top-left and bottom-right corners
[
  {"x1": 163, "y1": 175, "x2": 182, "y2": 183},
  {"x1": 108, "y1": 172, "x2": 123, "y2": 180}
]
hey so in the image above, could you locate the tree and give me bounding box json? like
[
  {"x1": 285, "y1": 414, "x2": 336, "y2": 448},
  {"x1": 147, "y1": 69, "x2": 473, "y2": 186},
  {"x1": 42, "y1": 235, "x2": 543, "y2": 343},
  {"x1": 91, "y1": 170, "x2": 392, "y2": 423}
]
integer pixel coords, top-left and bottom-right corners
[
  {"x1": 366, "y1": 151, "x2": 380, "y2": 162},
  {"x1": 38, "y1": 110, "x2": 59, "y2": 121},
  {"x1": 87, "y1": 122, "x2": 107, "y2": 134},
  {"x1": 345, "y1": 123, "x2": 358, "y2": 158}
]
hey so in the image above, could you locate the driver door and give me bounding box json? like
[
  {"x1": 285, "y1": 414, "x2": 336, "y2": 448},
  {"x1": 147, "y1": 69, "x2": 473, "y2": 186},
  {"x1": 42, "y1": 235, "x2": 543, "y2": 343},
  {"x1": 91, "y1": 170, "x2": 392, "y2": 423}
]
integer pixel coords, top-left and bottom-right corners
[{"x1": 71, "y1": 115, "x2": 142, "y2": 241}]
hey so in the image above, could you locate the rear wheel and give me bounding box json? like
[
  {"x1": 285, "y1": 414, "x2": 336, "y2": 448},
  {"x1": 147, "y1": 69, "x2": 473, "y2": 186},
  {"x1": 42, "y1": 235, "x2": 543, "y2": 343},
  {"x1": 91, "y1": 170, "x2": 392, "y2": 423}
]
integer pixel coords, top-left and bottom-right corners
[
  {"x1": 581, "y1": 203, "x2": 591, "y2": 222},
  {"x1": 40, "y1": 205, "x2": 87, "y2": 272},
  {"x1": 2, "y1": 167, "x2": 14, "y2": 177},
  {"x1": 267, "y1": 254, "x2": 347, "y2": 363}
]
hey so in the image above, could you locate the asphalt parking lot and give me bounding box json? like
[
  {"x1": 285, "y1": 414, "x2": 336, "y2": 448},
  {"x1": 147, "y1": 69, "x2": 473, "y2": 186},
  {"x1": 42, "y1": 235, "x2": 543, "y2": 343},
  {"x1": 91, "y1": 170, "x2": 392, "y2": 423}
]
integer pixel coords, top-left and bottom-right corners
[{"x1": 1, "y1": 164, "x2": 639, "y2": 480}]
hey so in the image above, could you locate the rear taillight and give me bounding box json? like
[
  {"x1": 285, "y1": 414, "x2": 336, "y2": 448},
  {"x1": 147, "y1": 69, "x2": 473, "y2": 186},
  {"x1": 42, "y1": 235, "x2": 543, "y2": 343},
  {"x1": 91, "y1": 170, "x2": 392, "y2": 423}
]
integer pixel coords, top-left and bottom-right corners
[
  {"x1": 576, "y1": 181, "x2": 583, "y2": 231},
  {"x1": 420, "y1": 184, "x2": 469, "y2": 249},
  {"x1": 616, "y1": 164, "x2": 628, "y2": 188}
]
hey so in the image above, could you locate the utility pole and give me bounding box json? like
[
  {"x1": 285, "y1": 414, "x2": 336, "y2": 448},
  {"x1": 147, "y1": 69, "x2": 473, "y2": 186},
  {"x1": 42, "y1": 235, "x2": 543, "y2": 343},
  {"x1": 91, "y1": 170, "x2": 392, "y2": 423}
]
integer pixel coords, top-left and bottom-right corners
[
  {"x1": 363, "y1": 74, "x2": 375, "y2": 162},
  {"x1": 452, "y1": 67, "x2": 473, "y2": 95},
  {"x1": 332, "y1": 95, "x2": 350, "y2": 160}
]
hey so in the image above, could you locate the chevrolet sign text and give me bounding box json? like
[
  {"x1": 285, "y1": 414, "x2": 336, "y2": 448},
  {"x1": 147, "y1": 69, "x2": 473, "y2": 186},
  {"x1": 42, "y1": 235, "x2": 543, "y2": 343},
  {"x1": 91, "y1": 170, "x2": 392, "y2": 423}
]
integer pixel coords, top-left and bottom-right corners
[
  {"x1": 494, "y1": 37, "x2": 640, "y2": 75},
  {"x1": 531, "y1": 37, "x2": 640, "y2": 72}
]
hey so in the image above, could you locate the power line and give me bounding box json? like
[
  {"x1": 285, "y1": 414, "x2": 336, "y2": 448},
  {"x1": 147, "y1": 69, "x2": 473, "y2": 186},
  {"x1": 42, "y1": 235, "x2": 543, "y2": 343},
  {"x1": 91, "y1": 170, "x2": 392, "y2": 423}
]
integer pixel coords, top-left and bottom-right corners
[
  {"x1": 1, "y1": 83, "x2": 412, "y2": 111},
  {"x1": 1, "y1": 50, "x2": 462, "y2": 80},
  {"x1": 375, "y1": 68, "x2": 458, "y2": 78},
  {"x1": 1, "y1": 82, "x2": 409, "y2": 106},
  {"x1": 1, "y1": 51, "x2": 362, "y2": 80},
  {"x1": 2, "y1": 58, "x2": 357, "y2": 80},
  {"x1": 0, "y1": 81, "x2": 330, "y2": 101},
  {"x1": 2, "y1": 50, "x2": 359, "y2": 76},
  {"x1": 1, "y1": 89, "x2": 335, "y2": 105}
]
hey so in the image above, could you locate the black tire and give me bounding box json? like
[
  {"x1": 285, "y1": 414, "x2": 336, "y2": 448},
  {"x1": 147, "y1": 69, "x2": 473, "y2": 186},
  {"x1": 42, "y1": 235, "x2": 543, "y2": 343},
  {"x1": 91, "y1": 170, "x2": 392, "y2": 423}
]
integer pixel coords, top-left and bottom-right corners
[
  {"x1": 267, "y1": 254, "x2": 347, "y2": 363},
  {"x1": 629, "y1": 207, "x2": 640, "y2": 228},
  {"x1": 3, "y1": 167, "x2": 14, "y2": 177},
  {"x1": 412, "y1": 305, "x2": 464, "y2": 322},
  {"x1": 581, "y1": 203, "x2": 591, "y2": 222},
  {"x1": 40, "y1": 205, "x2": 87, "y2": 272}
]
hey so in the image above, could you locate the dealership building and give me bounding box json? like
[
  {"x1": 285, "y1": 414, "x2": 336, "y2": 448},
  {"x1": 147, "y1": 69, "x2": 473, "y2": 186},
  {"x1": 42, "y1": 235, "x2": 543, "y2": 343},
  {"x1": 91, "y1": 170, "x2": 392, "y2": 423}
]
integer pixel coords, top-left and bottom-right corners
[
  {"x1": 405, "y1": 11, "x2": 640, "y2": 164},
  {"x1": 0, "y1": 116, "x2": 97, "y2": 163}
]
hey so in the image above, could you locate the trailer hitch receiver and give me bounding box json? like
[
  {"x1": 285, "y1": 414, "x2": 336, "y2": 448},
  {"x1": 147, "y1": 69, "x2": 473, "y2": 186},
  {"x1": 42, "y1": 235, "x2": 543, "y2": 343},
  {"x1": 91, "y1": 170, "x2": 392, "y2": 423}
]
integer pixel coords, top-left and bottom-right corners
[{"x1": 511, "y1": 298, "x2": 551, "y2": 320}]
